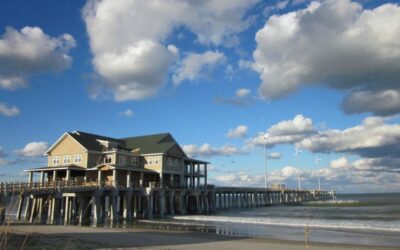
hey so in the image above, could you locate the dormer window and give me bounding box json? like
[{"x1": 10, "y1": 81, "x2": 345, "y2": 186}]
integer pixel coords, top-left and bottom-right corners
[{"x1": 104, "y1": 154, "x2": 112, "y2": 164}]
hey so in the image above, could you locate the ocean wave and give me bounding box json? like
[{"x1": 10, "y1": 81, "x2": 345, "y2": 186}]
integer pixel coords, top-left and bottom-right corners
[
  {"x1": 305, "y1": 199, "x2": 360, "y2": 205},
  {"x1": 172, "y1": 215, "x2": 400, "y2": 233}
]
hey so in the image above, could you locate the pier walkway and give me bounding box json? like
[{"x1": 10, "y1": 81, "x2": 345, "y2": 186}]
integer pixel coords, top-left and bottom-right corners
[{"x1": 0, "y1": 181, "x2": 335, "y2": 225}]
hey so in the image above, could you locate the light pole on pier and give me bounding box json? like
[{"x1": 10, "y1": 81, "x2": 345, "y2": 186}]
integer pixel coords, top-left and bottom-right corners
[
  {"x1": 315, "y1": 157, "x2": 322, "y2": 191},
  {"x1": 264, "y1": 135, "x2": 269, "y2": 189},
  {"x1": 295, "y1": 147, "x2": 302, "y2": 190}
]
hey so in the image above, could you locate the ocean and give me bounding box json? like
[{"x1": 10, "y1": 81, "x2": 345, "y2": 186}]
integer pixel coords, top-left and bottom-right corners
[{"x1": 145, "y1": 193, "x2": 400, "y2": 248}]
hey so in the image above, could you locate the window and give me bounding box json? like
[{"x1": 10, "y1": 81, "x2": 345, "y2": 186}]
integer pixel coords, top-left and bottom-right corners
[
  {"x1": 104, "y1": 154, "x2": 112, "y2": 164},
  {"x1": 131, "y1": 157, "x2": 139, "y2": 166},
  {"x1": 174, "y1": 159, "x2": 179, "y2": 167},
  {"x1": 63, "y1": 155, "x2": 71, "y2": 164},
  {"x1": 74, "y1": 154, "x2": 82, "y2": 164},
  {"x1": 167, "y1": 157, "x2": 173, "y2": 166},
  {"x1": 154, "y1": 156, "x2": 159, "y2": 165},
  {"x1": 53, "y1": 156, "x2": 60, "y2": 165},
  {"x1": 147, "y1": 157, "x2": 153, "y2": 165},
  {"x1": 119, "y1": 156, "x2": 127, "y2": 166}
]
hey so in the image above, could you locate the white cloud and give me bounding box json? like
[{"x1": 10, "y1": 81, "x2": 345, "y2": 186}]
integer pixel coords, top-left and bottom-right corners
[
  {"x1": 227, "y1": 125, "x2": 248, "y2": 139},
  {"x1": 246, "y1": 114, "x2": 316, "y2": 147},
  {"x1": 253, "y1": 0, "x2": 400, "y2": 115},
  {"x1": 329, "y1": 157, "x2": 349, "y2": 169},
  {"x1": 235, "y1": 88, "x2": 251, "y2": 98},
  {"x1": 173, "y1": 51, "x2": 226, "y2": 85},
  {"x1": 0, "y1": 26, "x2": 75, "y2": 90},
  {"x1": 268, "y1": 152, "x2": 282, "y2": 159},
  {"x1": 119, "y1": 108, "x2": 134, "y2": 117},
  {"x1": 183, "y1": 143, "x2": 247, "y2": 158},
  {"x1": 83, "y1": 0, "x2": 257, "y2": 101},
  {"x1": 298, "y1": 116, "x2": 400, "y2": 158},
  {"x1": 15, "y1": 142, "x2": 48, "y2": 157},
  {"x1": 214, "y1": 88, "x2": 253, "y2": 106},
  {"x1": 0, "y1": 103, "x2": 20, "y2": 117}
]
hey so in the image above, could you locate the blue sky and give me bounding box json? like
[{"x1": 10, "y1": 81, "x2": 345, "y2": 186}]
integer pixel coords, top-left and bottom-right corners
[{"x1": 1, "y1": 0, "x2": 400, "y2": 193}]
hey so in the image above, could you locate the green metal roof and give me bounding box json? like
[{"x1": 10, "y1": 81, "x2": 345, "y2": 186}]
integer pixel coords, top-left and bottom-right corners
[
  {"x1": 121, "y1": 133, "x2": 179, "y2": 154},
  {"x1": 68, "y1": 131, "x2": 184, "y2": 155}
]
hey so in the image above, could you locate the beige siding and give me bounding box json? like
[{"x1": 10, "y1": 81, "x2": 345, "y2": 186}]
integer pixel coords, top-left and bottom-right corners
[
  {"x1": 47, "y1": 135, "x2": 87, "y2": 168},
  {"x1": 144, "y1": 155, "x2": 162, "y2": 171}
]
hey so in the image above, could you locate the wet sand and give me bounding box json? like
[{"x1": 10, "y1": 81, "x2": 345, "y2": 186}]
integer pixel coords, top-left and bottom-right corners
[{"x1": 2, "y1": 223, "x2": 398, "y2": 250}]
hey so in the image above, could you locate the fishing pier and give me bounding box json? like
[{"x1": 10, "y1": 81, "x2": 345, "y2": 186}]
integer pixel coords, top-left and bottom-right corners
[
  {"x1": 0, "y1": 181, "x2": 334, "y2": 225},
  {"x1": 0, "y1": 131, "x2": 335, "y2": 225}
]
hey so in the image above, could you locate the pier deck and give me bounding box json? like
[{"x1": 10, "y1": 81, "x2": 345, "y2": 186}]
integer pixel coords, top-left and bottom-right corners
[{"x1": 0, "y1": 181, "x2": 335, "y2": 225}]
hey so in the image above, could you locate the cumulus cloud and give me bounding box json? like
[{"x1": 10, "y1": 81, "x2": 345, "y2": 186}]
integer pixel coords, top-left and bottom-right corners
[
  {"x1": 183, "y1": 143, "x2": 247, "y2": 158},
  {"x1": 227, "y1": 125, "x2": 248, "y2": 139},
  {"x1": 119, "y1": 108, "x2": 134, "y2": 117},
  {"x1": 253, "y1": 0, "x2": 400, "y2": 115},
  {"x1": 246, "y1": 114, "x2": 316, "y2": 147},
  {"x1": 298, "y1": 116, "x2": 400, "y2": 158},
  {"x1": 83, "y1": 0, "x2": 257, "y2": 101},
  {"x1": 0, "y1": 26, "x2": 75, "y2": 90},
  {"x1": 15, "y1": 142, "x2": 48, "y2": 157},
  {"x1": 0, "y1": 103, "x2": 20, "y2": 117},
  {"x1": 173, "y1": 51, "x2": 226, "y2": 85},
  {"x1": 341, "y1": 89, "x2": 400, "y2": 116}
]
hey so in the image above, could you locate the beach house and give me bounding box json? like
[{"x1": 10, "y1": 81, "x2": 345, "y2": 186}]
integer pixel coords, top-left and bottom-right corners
[{"x1": 26, "y1": 131, "x2": 208, "y2": 190}]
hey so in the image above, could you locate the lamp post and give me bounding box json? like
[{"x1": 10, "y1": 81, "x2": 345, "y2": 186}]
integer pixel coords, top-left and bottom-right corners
[
  {"x1": 264, "y1": 136, "x2": 269, "y2": 189},
  {"x1": 315, "y1": 157, "x2": 322, "y2": 191},
  {"x1": 295, "y1": 147, "x2": 302, "y2": 190}
]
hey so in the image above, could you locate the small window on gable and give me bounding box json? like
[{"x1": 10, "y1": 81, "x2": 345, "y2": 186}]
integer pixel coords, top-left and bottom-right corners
[
  {"x1": 63, "y1": 155, "x2": 71, "y2": 164},
  {"x1": 104, "y1": 154, "x2": 112, "y2": 164},
  {"x1": 148, "y1": 157, "x2": 153, "y2": 165},
  {"x1": 53, "y1": 156, "x2": 60, "y2": 165},
  {"x1": 74, "y1": 154, "x2": 82, "y2": 164}
]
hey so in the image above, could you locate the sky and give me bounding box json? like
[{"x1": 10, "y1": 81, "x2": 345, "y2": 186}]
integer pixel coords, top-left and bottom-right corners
[{"x1": 0, "y1": 0, "x2": 400, "y2": 193}]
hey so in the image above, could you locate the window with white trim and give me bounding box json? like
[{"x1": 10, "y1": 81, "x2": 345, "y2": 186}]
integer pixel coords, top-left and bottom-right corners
[
  {"x1": 154, "y1": 156, "x2": 159, "y2": 165},
  {"x1": 131, "y1": 157, "x2": 139, "y2": 166},
  {"x1": 147, "y1": 157, "x2": 153, "y2": 165},
  {"x1": 74, "y1": 154, "x2": 82, "y2": 164},
  {"x1": 119, "y1": 156, "x2": 127, "y2": 166},
  {"x1": 104, "y1": 154, "x2": 112, "y2": 164},
  {"x1": 53, "y1": 156, "x2": 60, "y2": 165},
  {"x1": 63, "y1": 155, "x2": 71, "y2": 164}
]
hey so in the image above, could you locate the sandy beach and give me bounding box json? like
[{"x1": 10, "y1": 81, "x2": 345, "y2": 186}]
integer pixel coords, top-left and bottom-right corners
[{"x1": 1, "y1": 223, "x2": 397, "y2": 250}]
